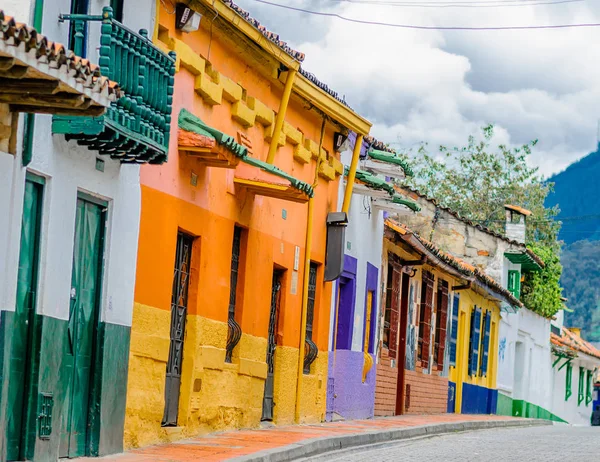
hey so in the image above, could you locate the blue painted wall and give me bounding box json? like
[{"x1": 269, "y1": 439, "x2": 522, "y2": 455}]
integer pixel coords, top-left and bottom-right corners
[
  {"x1": 461, "y1": 382, "x2": 498, "y2": 414},
  {"x1": 448, "y1": 381, "x2": 456, "y2": 413}
]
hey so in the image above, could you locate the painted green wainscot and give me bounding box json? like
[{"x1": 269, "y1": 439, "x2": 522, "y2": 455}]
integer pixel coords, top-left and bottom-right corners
[
  {"x1": 0, "y1": 315, "x2": 131, "y2": 462},
  {"x1": 497, "y1": 393, "x2": 566, "y2": 423}
]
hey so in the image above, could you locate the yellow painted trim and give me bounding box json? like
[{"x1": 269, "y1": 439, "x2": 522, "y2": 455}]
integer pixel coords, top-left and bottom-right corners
[
  {"x1": 362, "y1": 291, "x2": 374, "y2": 382},
  {"x1": 293, "y1": 144, "x2": 311, "y2": 164},
  {"x1": 191, "y1": 0, "x2": 302, "y2": 72},
  {"x1": 267, "y1": 69, "x2": 297, "y2": 164},
  {"x1": 342, "y1": 134, "x2": 363, "y2": 213},
  {"x1": 318, "y1": 161, "x2": 336, "y2": 182},
  {"x1": 295, "y1": 196, "x2": 314, "y2": 423},
  {"x1": 293, "y1": 73, "x2": 371, "y2": 136},
  {"x1": 234, "y1": 177, "x2": 289, "y2": 192},
  {"x1": 188, "y1": 1, "x2": 370, "y2": 134}
]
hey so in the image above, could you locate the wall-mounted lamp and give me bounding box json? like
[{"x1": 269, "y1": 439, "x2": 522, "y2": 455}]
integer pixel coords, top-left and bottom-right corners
[{"x1": 176, "y1": 3, "x2": 202, "y2": 33}]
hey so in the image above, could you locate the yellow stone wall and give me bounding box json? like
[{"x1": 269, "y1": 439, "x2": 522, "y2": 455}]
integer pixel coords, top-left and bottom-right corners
[{"x1": 125, "y1": 303, "x2": 327, "y2": 449}]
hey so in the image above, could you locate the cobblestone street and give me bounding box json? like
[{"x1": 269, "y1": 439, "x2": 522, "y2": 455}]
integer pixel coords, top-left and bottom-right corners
[{"x1": 307, "y1": 425, "x2": 599, "y2": 461}]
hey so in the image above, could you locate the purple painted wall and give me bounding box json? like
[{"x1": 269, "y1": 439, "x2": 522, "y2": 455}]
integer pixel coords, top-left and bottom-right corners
[
  {"x1": 363, "y1": 262, "x2": 379, "y2": 354},
  {"x1": 327, "y1": 350, "x2": 376, "y2": 421}
]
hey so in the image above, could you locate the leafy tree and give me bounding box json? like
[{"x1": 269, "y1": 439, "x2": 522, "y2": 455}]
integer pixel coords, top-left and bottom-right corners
[
  {"x1": 400, "y1": 125, "x2": 562, "y2": 317},
  {"x1": 401, "y1": 124, "x2": 560, "y2": 250},
  {"x1": 521, "y1": 243, "x2": 563, "y2": 318}
]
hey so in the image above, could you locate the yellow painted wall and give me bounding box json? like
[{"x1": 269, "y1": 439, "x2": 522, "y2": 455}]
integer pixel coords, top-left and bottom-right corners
[
  {"x1": 380, "y1": 235, "x2": 501, "y2": 416},
  {"x1": 125, "y1": 0, "x2": 345, "y2": 448},
  {"x1": 448, "y1": 290, "x2": 500, "y2": 414}
]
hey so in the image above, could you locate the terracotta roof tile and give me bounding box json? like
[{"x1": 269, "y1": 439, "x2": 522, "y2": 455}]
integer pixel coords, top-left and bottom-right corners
[
  {"x1": 222, "y1": 0, "x2": 305, "y2": 62},
  {"x1": 397, "y1": 185, "x2": 532, "y2": 248},
  {"x1": 385, "y1": 218, "x2": 523, "y2": 308},
  {"x1": 0, "y1": 10, "x2": 120, "y2": 100},
  {"x1": 219, "y1": 1, "x2": 352, "y2": 108},
  {"x1": 551, "y1": 327, "x2": 600, "y2": 360},
  {"x1": 505, "y1": 204, "x2": 532, "y2": 216}
]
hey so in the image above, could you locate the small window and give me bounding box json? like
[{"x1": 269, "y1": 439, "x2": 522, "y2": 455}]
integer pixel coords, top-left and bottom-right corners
[
  {"x1": 418, "y1": 271, "x2": 434, "y2": 366},
  {"x1": 303, "y1": 262, "x2": 319, "y2": 374},
  {"x1": 225, "y1": 226, "x2": 245, "y2": 363},
  {"x1": 110, "y1": 0, "x2": 124, "y2": 22},
  {"x1": 434, "y1": 279, "x2": 449, "y2": 370},
  {"x1": 586, "y1": 370, "x2": 594, "y2": 406},
  {"x1": 479, "y1": 311, "x2": 492, "y2": 376},
  {"x1": 448, "y1": 294, "x2": 460, "y2": 367},
  {"x1": 383, "y1": 263, "x2": 394, "y2": 351},
  {"x1": 507, "y1": 270, "x2": 521, "y2": 299},
  {"x1": 565, "y1": 363, "x2": 573, "y2": 401},
  {"x1": 578, "y1": 367, "x2": 585, "y2": 406},
  {"x1": 468, "y1": 307, "x2": 482, "y2": 376},
  {"x1": 69, "y1": 0, "x2": 90, "y2": 57}
]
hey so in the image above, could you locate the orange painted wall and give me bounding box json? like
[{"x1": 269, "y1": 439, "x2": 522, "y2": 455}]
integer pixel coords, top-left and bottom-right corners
[{"x1": 135, "y1": 3, "x2": 341, "y2": 351}]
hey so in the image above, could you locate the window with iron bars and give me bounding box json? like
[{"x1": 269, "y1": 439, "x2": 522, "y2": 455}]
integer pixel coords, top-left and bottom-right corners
[
  {"x1": 304, "y1": 262, "x2": 319, "y2": 374},
  {"x1": 225, "y1": 226, "x2": 244, "y2": 363}
]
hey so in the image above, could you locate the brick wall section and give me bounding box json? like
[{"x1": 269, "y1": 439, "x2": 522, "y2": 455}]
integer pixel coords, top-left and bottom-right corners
[
  {"x1": 404, "y1": 369, "x2": 448, "y2": 414},
  {"x1": 375, "y1": 352, "x2": 398, "y2": 416}
]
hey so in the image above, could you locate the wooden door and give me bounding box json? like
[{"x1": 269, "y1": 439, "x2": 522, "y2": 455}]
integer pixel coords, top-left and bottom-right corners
[
  {"x1": 395, "y1": 272, "x2": 410, "y2": 415},
  {"x1": 60, "y1": 197, "x2": 105, "y2": 458}
]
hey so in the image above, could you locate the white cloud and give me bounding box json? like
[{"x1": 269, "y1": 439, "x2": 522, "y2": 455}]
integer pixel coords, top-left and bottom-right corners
[{"x1": 236, "y1": 0, "x2": 600, "y2": 177}]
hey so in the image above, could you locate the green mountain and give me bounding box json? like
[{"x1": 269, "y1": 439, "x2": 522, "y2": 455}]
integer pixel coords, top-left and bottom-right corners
[{"x1": 546, "y1": 146, "x2": 600, "y2": 341}]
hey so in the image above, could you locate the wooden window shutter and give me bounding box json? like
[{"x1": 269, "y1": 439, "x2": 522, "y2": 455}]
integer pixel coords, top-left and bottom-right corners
[
  {"x1": 421, "y1": 271, "x2": 434, "y2": 369},
  {"x1": 480, "y1": 311, "x2": 491, "y2": 376},
  {"x1": 565, "y1": 363, "x2": 573, "y2": 401},
  {"x1": 578, "y1": 367, "x2": 585, "y2": 406},
  {"x1": 436, "y1": 280, "x2": 449, "y2": 370},
  {"x1": 468, "y1": 307, "x2": 481, "y2": 376},
  {"x1": 449, "y1": 294, "x2": 460, "y2": 366},
  {"x1": 388, "y1": 267, "x2": 401, "y2": 360}
]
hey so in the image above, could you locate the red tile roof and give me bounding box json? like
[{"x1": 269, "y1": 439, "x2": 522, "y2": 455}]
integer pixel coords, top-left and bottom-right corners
[
  {"x1": 397, "y1": 186, "x2": 545, "y2": 259},
  {"x1": 505, "y1": 204, "x2": 532, "y2": 216},
  {"x1": 551, "y1": 327, "x2": 600, "y2": 360},
  {"x1": 0, "y1": 10, "x2": 120, "y2": 102},
  {"x1": 385, "y1": 218, "x2": 523, "y2": 309},
  {"x1": 219, "y1": 1, "x2": 352, "y2": 108}
]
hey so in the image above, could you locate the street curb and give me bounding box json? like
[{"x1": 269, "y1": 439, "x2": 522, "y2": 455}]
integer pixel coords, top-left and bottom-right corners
[{"x1": 230, "y1": 418, "x2": 552, "y2": 462}]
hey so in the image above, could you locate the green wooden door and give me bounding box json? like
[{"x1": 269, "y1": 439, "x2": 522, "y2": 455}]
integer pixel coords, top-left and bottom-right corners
[
  {"x1": 59, "y1": 197, "x2": 105, "y2": 458},
  {"x1": 6, "y1": 177, "x2": 43, "y2": 460}
]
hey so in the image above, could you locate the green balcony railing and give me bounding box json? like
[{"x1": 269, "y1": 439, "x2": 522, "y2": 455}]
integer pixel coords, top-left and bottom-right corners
[{"x1": 52, "y1": 6, "x2": 176, "y2": 164}]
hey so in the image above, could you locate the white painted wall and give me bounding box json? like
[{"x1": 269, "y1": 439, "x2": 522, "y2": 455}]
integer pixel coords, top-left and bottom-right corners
[
  {"x1": 328, "y1": 149, "x2": 384, "y2": 352},
  {"x1": 497, "y1": 257, "x2": 554, "y2": 414},
  {"x1": 551, "y1": 353, "x2": 599, "y2": 425},
  {"x1": 0, "y1": 0, "x2": 155, "y2": 328},
  {"x1": 2, "y1": 0, "x2": 33, "y2": 23}
]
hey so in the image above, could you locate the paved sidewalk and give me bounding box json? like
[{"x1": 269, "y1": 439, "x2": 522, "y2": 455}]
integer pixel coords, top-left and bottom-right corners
[{"x1": 101, "y1": 414, "x2": 546, "y2": 462}]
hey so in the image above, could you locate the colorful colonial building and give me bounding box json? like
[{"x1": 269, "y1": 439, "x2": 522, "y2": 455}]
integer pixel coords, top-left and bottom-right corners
[
  {"x1": 124, "y1": 0, "x2": 371, "y2": 448},
  {"x1": 375, "y1": 219, "x2": 519, "y2": 416},
  {"x1": 550, "y1": 311, "x2": 600, "y2": 425},
  {"x1": 326, "y1": 137, "x2": 418, "y2": 421},
  {"x1": 0, "y1": 0, "x2": 166, "y2": 459}
]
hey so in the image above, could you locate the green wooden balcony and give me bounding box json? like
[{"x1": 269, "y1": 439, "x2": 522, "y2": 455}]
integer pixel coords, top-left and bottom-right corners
[{"x1": 52, "y1": 7, "x2": 176, "y2": 164}]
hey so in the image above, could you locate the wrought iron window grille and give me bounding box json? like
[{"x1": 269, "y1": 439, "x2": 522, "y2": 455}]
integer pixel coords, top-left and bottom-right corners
[
  {"x1": 303, "y1": 263, "x2": 319, "y2": 374},
  {"x1": 226, "y1": 227, "x2": 243, "y2": 363}
]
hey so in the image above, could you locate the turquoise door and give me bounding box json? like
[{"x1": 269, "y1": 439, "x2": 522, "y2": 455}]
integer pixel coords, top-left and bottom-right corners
[
  {"x1": 6, "y1": 176, "x2": 44, "y2": 460},
  {"x1": 59, "y1": 196, "x2": 105, "y2": 458}
]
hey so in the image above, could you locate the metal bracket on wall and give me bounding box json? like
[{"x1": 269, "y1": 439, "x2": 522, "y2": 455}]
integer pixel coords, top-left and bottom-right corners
[
  {"x1": 452, "y1": 282, "x2": 472, "y2": 291},
  {"x1": 557, "y1": 357, "x2": 573, "y2": 371}
]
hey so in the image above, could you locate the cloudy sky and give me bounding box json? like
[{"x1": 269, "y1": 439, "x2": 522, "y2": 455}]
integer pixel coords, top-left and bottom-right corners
[{"x1": 235, "y1": 0, "x2": 600, "y2": 177}]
